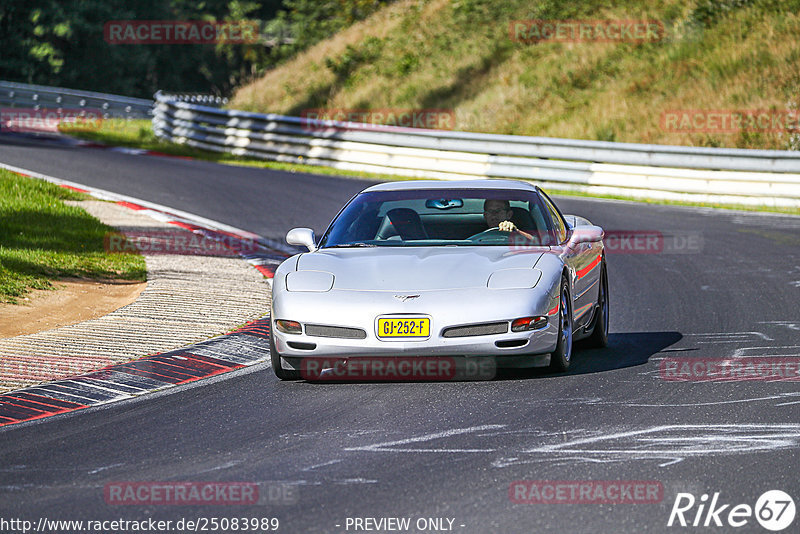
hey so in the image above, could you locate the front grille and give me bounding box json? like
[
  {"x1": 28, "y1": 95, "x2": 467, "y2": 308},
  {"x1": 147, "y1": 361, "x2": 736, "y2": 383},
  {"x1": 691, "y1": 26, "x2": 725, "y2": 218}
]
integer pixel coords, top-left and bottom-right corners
[
  {"x1": 305, "y1": 324, "x2": 367, "y2": 339},
  {"x1": 442, "y1": 322, "x2": 508, "y2": 338}
]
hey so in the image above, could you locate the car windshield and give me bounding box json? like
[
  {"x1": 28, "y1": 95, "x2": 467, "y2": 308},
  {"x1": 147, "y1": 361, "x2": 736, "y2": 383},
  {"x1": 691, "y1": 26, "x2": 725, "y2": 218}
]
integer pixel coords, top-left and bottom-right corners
[{"x1": 318, "y1": 188, "x2": 559, "y2": 248}]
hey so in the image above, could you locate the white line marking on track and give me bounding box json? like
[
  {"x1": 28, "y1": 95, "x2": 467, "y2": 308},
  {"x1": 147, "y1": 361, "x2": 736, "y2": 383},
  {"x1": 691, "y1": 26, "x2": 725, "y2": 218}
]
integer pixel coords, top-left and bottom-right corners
[
  {"x1": 492, "y1": 424, "x2": 800, "y2": 468},
  {"x1": 759, "y1": 321, "x2": 800, "y2": 331},
  {"x1": 87, "y1": 463, "x2": 125, "y2": 475},
  {"x1": 688, "y1": 331, "x2": 773, "y2": 342},
  {"x1": 732, "y1": 345, "x2": 800, "y2": 357},
  {"x1": 301, "y1": 459, "x2": 343, "y2": 471},
  {"x1": 344, "y1": 424, "x2": 505, "y2": 453}
]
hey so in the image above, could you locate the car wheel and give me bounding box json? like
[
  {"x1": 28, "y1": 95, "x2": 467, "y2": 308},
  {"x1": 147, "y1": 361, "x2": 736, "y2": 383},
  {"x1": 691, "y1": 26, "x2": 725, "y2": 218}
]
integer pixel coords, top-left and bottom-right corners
[
  {"x1": 270, "y1": 329, "x2": 301, "y2": 380},
  {"x1": 549, "y1": 276, "x2": 574, "y2": 372},
  {"x1": 585, "y1": 261, "x2": 609, "y2": 348}
]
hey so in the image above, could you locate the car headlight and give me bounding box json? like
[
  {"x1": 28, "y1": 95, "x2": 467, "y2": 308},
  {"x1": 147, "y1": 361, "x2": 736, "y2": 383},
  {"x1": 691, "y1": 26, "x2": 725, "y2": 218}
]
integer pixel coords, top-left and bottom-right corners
[
  {"x1": 275, "y1": 319, "x2": 302, "y2": 334},
  {"x1": 286, "y1": 270, "x2": 334, "y2": 292},
  {"x1": 511, "y1": 316, "x2": 548, "y2": 331},
  {"x1": 487, "y1": 268, "x2": 542, "y2": 290}
]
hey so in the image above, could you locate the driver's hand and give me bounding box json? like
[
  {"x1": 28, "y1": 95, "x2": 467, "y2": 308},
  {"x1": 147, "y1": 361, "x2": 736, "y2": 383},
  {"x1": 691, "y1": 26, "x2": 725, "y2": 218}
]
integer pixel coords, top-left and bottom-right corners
[{"x1": 498, "y1": 220, "x2": 517, "y2": 232}]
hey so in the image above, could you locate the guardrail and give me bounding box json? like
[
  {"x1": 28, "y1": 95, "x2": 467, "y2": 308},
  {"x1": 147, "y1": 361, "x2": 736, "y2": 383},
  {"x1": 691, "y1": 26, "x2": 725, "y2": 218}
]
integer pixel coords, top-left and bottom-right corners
[
  {"x1": 159, "y1": 92, "x2": 796, "y2": 208},
  {"x1": 0, "y1": 80, "x2": 153, "y2": 119},
  {"x1": 160, "y1": 93, "x2": 228, "y2": 107}
]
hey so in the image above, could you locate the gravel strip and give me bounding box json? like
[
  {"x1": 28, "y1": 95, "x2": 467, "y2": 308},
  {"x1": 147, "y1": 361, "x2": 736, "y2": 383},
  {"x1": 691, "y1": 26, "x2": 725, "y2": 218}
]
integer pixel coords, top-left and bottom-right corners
[{"x1": 0, "y1": 200, "x2": 271, "y2": 393}]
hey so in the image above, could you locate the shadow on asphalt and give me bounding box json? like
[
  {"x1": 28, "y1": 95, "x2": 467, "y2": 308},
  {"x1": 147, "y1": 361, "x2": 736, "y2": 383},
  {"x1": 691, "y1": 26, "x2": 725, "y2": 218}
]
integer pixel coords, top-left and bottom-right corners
[
  {"x1": 282, "y1": 331, "x2": 684, "y2": 385},
  {"x1": 500, "y1": 330, "x2": 683, "y2": 380}
]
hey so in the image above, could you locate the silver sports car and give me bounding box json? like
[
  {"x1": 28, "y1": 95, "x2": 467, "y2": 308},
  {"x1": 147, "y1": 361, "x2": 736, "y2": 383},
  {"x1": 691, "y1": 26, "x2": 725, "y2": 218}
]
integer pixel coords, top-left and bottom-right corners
[{"x1": 270, "y1": 179, "x2": 608, "y2": 380}]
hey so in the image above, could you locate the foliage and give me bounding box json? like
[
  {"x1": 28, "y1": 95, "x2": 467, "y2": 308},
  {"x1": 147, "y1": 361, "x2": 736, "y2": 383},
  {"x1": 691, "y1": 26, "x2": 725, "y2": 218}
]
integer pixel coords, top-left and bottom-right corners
[
  {"x1": 279, "y1": 0, "x2": 391, "y2": 54},
  {"x1": 0, "y1": 0, "x2": 392, "y2": 98},
  {"x1": 0, "y1": 0, "x2": 282, "y2": 98}
]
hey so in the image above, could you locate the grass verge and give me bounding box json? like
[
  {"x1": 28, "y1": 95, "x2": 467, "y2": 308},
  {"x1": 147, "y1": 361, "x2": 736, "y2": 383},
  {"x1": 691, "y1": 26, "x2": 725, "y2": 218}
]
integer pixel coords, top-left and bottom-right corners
[
  {"x1": 230, "y1": 0, "x2": 800, "y2": 151},
  {"x1": 0, "y1": 168, "x2": 147, "y2": 304},
  {"x1": 62, "y1": 119, "x2": 800, "y2": 216}
]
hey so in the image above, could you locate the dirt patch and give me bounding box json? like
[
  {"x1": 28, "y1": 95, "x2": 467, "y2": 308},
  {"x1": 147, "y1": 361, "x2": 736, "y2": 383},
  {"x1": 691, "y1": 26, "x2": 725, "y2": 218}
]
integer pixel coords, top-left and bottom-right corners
[{"x1": 0, "y1": 279, "x2": 147, "y2": 338}]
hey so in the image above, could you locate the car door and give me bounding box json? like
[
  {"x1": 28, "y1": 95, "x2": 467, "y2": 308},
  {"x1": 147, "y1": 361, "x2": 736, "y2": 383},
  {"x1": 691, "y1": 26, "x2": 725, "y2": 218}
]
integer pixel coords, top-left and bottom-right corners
[{"x1": 540, "y1": 193, "x2": 601, "y2": 331}]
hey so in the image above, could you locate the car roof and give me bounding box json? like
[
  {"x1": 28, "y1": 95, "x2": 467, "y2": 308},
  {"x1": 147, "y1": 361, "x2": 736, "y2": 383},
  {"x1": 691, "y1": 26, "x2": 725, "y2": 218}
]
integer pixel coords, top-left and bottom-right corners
[{"x1": 362, "y1": 179, "x2": 540, "y2": 193}]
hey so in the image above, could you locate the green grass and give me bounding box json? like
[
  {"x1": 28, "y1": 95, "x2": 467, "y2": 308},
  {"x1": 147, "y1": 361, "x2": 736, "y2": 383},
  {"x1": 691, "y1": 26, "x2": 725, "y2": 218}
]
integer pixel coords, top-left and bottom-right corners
[
  {"x1": 63, "y1": 119, "x2": 800, "y2": 216},
  {"x1": 61, "y1": 119, "x2": 205, "y2": 159},
  {"x1": 0, "y1": 169, "x2": 147, "y2": 304}
]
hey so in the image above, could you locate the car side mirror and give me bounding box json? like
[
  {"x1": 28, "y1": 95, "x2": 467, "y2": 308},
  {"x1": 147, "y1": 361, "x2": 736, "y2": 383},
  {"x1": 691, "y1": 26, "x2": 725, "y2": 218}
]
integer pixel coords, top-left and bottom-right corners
[
  {"x1": 286, "y1": 227, "x2": 317, "y2": 252},
  {"x1": 568, "y1": 225, "x2": 604, "y2": 246}
]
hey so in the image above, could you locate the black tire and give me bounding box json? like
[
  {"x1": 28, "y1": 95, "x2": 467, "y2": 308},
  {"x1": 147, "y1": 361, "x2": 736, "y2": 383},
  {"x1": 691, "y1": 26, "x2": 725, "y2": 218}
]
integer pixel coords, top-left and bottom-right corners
[
  {"x1": 549, "y1": 276, "x2": 574, "y2": 372},
  {"x1": 270, "y1": 329, "x2": 301, "y2": 380},
  {"x1": 584, "y1": 261, "x2": 609, "y2": 348}
]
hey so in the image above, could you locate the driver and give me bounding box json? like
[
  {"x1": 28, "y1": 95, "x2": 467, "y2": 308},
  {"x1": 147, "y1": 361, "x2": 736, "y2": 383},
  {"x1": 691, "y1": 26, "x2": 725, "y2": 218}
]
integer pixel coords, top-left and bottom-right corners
[{"x1": 482, "y1": 199, "x2": 536, "y2": 241}]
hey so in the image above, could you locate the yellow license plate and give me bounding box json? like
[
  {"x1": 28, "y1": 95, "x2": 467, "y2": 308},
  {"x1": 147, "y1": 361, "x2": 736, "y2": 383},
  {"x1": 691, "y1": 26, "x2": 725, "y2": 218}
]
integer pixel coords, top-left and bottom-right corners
[{"x1": 377, "y1": 317, "x2": 430, "y2": 339}]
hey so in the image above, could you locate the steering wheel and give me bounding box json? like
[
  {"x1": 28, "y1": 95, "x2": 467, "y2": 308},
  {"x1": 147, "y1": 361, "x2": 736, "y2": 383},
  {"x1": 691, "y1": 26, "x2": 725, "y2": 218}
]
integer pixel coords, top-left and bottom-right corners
[{"x1": 467, "y1": 227, "x2": 509, "y2": 243}]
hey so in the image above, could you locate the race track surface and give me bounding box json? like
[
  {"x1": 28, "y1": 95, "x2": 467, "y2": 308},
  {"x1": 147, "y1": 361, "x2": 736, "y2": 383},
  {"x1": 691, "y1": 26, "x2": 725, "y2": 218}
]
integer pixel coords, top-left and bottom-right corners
[{"x1": 1, "y1": 133, "x2": 798, "y2": 533}]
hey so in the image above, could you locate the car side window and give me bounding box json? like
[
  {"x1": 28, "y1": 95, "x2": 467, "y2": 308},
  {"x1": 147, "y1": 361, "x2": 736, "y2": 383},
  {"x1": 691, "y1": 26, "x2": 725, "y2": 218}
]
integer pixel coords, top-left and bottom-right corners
[
  {"x1": 541, "y1": 196, "x2": 567, "y2": 244},
  {"x1": 527, "y1": 200, "x2": 553, "y2": 245}
]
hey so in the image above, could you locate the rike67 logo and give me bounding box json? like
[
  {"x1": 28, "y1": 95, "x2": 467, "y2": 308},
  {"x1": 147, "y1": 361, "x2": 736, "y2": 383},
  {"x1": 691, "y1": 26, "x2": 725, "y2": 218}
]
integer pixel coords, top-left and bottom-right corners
[{"x1": 668, "y1": 490, "x2": 795, "y2": 531}]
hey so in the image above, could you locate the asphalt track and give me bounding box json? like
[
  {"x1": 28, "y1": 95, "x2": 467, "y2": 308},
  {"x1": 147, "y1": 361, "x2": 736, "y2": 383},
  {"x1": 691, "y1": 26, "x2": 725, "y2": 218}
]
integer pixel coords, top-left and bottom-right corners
[{"x1": 1, "y1": 133, "x2": 799, "y2": 533}]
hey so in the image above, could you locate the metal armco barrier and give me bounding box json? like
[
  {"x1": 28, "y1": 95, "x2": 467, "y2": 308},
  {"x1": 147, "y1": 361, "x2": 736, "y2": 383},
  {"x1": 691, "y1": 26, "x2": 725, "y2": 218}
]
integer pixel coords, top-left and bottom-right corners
[
  {"x1": 161, "y1": 93, "x2": 228, "y2": 107},
  {"x1": 0, "y1": 80, "x2": 153, "y2": 119},
  {"x1": 152, "y1": 93, "x2": 800, "y2": 208}
]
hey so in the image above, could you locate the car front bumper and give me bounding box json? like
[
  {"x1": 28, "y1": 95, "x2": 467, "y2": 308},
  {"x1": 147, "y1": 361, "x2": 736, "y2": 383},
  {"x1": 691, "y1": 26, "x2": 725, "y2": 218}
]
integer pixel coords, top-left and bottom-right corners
[{"x1": 271, "y1": 287, "x2": 559, "y2": 368}]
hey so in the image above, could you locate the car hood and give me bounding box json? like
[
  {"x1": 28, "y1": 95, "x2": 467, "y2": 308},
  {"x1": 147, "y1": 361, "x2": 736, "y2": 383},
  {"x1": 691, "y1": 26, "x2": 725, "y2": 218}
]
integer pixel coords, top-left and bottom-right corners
[{"x1": 295, "y1": 246, "x2": 546, "y2": 291}]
